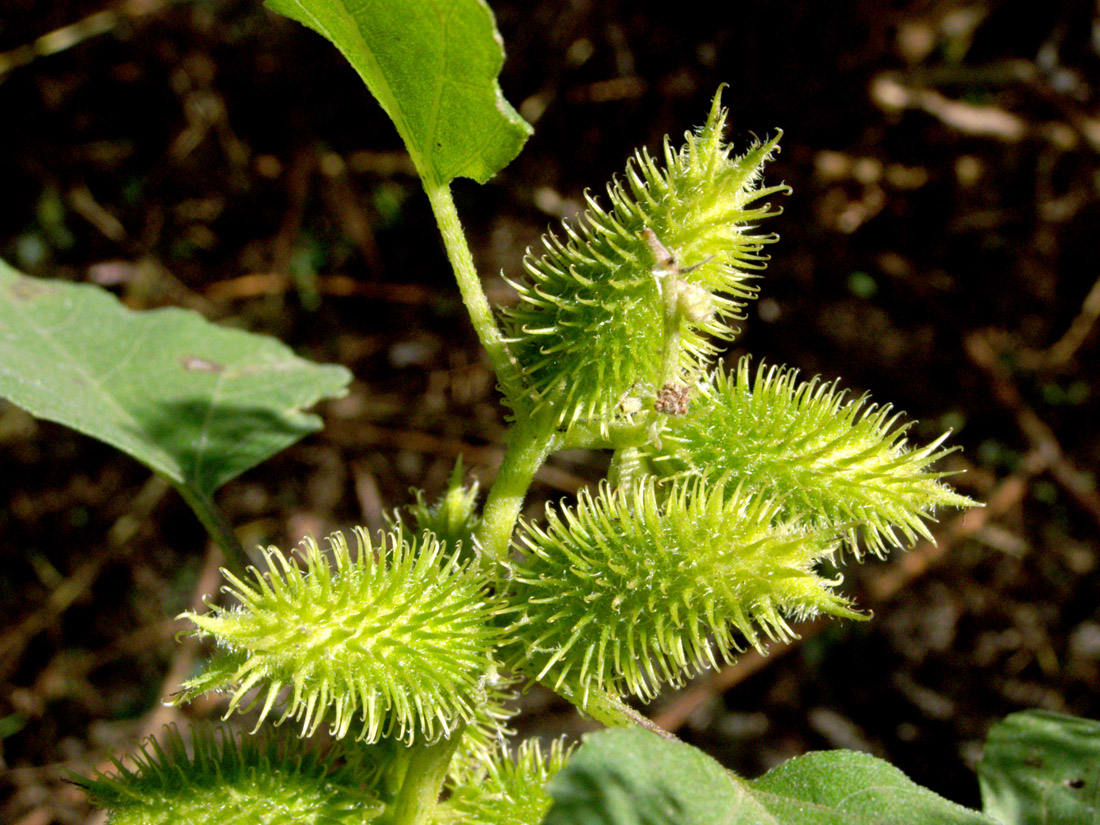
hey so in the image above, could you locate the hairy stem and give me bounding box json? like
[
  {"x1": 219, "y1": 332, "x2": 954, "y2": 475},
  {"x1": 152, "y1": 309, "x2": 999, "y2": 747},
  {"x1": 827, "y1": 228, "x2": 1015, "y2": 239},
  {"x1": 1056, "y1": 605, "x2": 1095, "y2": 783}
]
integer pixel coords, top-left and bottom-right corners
[
  {"x1": 607, "y1": 445, "x2": 645, "y2": 492},
  {"x1": 476, "y1": 419, "x2": 561, "y2": 567},
  {"x1": 424, "y1": 181, "x2": 525, "y2": 408},
  {"x1": 554, "y1": 682, "x2": 680, "y2": 742},
  {"x1": 387, "y1": 732, "x2": 463, "y2": 825}
]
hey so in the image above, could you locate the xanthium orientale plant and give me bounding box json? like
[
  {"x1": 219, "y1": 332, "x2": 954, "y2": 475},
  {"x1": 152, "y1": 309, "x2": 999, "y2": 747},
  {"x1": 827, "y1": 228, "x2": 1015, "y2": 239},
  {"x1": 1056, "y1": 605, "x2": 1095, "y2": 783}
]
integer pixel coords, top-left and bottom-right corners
[{"x1": 13, "y1": 0, "x2": 1078, "y2": 822}]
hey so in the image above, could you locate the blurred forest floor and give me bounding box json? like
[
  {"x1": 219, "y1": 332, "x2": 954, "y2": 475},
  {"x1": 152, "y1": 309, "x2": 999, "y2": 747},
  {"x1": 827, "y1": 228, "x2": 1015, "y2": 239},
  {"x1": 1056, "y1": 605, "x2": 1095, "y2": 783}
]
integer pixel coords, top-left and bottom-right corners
[{"x1": 1, "y1": 1, "x2": 1099, "y2": 822}]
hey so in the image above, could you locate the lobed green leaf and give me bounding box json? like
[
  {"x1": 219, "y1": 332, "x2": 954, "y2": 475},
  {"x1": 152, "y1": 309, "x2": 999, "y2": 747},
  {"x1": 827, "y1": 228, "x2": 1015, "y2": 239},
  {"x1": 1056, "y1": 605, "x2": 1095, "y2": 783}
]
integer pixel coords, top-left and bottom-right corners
[
  {"x1": 978, "y1": 709, "x2": 1100, "y2": 825},
  {"x1": 0, "y1": 261, "x2": 350, "y2": 498},
  {"x1": 543, "y1": 727, "x2": 750, "y2": 825},
  {"x1": 752, "y1": 750, "x2": 996, "y2": 824},
  {"x1": 266, "y1": 0, "x2": 531, "y2": 186},
  {"x1": 544, "y1": 727, "x2": 997, "y2": 825}
]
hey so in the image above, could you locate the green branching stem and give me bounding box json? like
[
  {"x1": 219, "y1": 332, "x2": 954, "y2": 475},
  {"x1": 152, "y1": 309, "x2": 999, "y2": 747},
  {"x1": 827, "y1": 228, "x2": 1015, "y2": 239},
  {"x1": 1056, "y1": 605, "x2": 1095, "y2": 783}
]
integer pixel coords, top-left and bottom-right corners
[
  {"x1": 475, "y1": 419, "x2": 561, "y2": 568},
  {"x1": 386, "y1": 731, "x2": 464, "y2": 825},
  {"x1": 424, "y1": 180, "x2": 525, "y2": 408},
  {"x1": 424, "y1": 179, "x2": 574, "y2": 586}
]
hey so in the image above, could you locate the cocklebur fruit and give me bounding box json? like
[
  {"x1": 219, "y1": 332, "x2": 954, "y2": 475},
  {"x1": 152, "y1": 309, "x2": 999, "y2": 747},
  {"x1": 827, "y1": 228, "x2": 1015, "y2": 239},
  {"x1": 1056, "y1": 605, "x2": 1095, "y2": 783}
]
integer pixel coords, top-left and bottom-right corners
[
  {"x1": 395, "y1": 458, "x2": 482, "y2": 563},
  {"x1": 644, "y1": 358, "x2": 977, "y2": 555},
  {"x1": 502, "y1": 90, "x2": 788, "y2": 428},
  {"x1": 176, "y1": 527, "x2": 506, "y2": 745},
  {"x1": 502, "y1": 478, "x2": 859, "y2": 702},
  {"x1": 440, "y1": 739, "x2": 572, "y2": 825},
  {"x1": 73, "y1": 724, "x2": 382, "y2": 825}
]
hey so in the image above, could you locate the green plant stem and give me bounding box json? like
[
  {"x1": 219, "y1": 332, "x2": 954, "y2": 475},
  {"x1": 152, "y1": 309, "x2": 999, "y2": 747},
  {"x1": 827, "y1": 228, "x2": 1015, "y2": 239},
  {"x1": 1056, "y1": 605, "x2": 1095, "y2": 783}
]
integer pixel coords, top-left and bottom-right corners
[
  {"x1": 423, "y1": 180, "x2": 561, "y2": 568},
  {"x1": 659, "y1": 274, "x2": 686, "y2": 385},
  {"x1": 607, "y1": 446, "x2": 644, "y2": 492},
  {"x1": 424, "y1": 180, "x2": 525, "y2": 408},
  {"x1": 387, "y1": 732, "x2": 463, "y2": 825},
  {"x1": 173, "y1": 482, "x2": 248, "y2": 579},
  {"x1": 554, "y1": 682, "x2": 681, "y2": 742},
  {"x1": 476, "y1": 420, "x2": 561, "y2": 566}
]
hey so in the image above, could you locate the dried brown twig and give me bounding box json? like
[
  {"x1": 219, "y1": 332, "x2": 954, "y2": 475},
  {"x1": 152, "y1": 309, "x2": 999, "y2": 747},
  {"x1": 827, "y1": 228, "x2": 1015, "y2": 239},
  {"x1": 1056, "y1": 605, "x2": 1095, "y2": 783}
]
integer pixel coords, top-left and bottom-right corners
[
  {"x1": 0, "y1": 1, "x2": 168, "y2": 81},
  {"x1": 1014, "y1": 274, "x2": 1100, "y2": 371},
  {"x1": 0, "y1": 476, "x2": 171, "y2": 683}
]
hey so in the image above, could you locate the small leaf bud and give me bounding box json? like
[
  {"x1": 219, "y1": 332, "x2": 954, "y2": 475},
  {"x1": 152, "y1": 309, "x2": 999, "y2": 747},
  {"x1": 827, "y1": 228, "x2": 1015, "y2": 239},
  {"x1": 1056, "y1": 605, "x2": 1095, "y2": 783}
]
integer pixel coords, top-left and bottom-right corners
[{"x1": 675, "y1": 280, "x2": 715, "y2": 323}]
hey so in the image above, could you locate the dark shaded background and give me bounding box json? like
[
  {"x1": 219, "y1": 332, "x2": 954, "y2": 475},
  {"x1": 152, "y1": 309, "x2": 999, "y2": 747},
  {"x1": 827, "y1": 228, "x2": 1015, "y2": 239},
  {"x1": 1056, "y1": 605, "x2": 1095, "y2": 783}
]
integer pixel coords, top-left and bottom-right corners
[{"x1": 2, "y1": 1, "x2": 1099, "y2": 822}]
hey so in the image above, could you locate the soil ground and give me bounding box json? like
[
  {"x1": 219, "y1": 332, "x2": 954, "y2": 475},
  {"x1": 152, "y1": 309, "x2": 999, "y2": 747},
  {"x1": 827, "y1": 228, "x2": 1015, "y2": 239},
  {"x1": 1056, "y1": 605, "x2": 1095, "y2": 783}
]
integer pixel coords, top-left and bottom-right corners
[{"x1": 2, "y1": 1, "x2": 1099, "y2": 822}]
